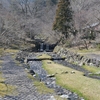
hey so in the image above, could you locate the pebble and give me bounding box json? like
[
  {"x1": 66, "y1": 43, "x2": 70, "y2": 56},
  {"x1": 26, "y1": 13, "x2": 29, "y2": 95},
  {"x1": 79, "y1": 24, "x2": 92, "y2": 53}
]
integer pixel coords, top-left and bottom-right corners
[
  {"x1": 60, "y1": 94, "x2": 69, "y2": 98},
  {"x1": 48, "y1": 96, "x2": 55, "y2": 100}
]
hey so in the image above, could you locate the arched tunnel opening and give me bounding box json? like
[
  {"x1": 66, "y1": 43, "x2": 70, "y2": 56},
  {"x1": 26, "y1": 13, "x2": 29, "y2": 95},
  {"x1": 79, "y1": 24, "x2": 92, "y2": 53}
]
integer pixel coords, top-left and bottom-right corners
[{"x1": 35, "y1": 42, "x2": 56, "y2": 52}]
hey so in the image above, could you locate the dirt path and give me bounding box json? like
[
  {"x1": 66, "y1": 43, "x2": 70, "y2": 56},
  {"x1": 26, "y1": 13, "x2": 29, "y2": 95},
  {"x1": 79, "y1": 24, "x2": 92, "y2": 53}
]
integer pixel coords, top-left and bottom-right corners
[{"x1": 0, "y1": 54, "x2": 54, "y2": 100}]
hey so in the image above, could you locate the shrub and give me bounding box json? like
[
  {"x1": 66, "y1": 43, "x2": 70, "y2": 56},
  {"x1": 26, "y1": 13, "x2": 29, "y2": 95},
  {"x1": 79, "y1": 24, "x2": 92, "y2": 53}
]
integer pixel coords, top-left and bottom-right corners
[{"x1": 96, "y1": 43, "x2": 100, "y2": 50}]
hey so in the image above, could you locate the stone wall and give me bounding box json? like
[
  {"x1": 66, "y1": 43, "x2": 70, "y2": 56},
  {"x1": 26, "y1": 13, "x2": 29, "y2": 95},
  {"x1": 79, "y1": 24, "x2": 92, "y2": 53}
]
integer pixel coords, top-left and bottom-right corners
[{"x1": 53, "y1": 46, "x2": 100, "y2": 67}]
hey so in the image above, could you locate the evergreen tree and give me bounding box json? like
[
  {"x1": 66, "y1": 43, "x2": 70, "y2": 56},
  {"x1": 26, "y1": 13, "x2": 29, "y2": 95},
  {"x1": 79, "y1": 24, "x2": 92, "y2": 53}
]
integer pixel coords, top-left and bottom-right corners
[{"x1": 53, "y1": 0, "x2": 73, "y2": 38}]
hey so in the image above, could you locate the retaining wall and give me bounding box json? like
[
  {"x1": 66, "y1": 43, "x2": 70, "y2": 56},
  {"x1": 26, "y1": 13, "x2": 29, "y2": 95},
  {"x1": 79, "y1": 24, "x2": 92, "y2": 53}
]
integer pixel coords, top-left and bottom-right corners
[{"x1": 54, "y1": 46, "x2": 100, "y2": 67}]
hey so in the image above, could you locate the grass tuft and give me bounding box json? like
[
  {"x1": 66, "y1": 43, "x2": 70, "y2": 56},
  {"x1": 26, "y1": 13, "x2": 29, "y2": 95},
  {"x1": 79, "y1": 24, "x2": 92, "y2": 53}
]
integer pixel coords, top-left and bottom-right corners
[
  {"x1": 0, "y1": 73, "x2": 16, "y2": 97},
  {"x1": 0, "y1": 60, "x2": 16, "y2": 97},
  {"x1": 27, "y1": 73, "x2": 54, "y2": 94},
  {"x1": 82, "y1": 65, "x2": 100, "y2": 74},
  {"x1": 38, "y1": 54, "x2": 51, "y2": 59},
  {"x1": 34, "y1": 81, "x2": 54, "y2": 94},
  {"x1": 4, "y1": 49, "x2": 19, "y2": 54},
  {"x1": 0, "y1": 83, "x2": 16, "y2": 97},
  {"x1": 0, "y1": 48, "x2": 4, "y2": 56}
]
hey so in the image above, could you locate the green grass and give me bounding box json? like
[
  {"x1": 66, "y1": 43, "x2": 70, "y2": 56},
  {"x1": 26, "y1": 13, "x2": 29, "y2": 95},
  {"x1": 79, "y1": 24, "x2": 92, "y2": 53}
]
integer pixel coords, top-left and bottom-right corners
[
  {"x1": 42, "y1": 58, "x2": 100, "y2": 100},
  {"x1": 34, "y1": 81, "x2": 54, "y2": 94},
  {"x1": 0, "y1": 48, "x2": 4, "y2": 56},
  {"x1": 38, "y1": 54, "x2": 51, "y2": 59},
  {"x1": 0, "y1": 57, "x2": 16, "y2": 97},
  {"x1": 96, "y1": 43, "x2": 100, "y2": 50},
  {"x1": 54, "y1": 96, "x2": 67, "y2": 100},
  {"x1": 27, "y1": 72, "x2": 67, "y2": 100},
  {"x1": 0, "y1": 83, "x2": 16, "y2": 97},
  {"x1": 82, "y1": 65, "x2": 100, "y2": 74},
  {"x1": 68, "y1": 47, "x2": 100, "y2": 55},
  {"x1": 0, "y1": 72, "x2": 16, "y2": 97},
  {"x1": 0, "y1": 60, "x2": 3, "y2": 65},
  {"x1": 27, "y1": 73, "x2": 54, "y2": 94},
  {"x1": 4, "y1": 49, "x2": 19, "y2": 54},
  {"x1": 0, "y1": 73, "x2": 5, "y2": 83},
  {"x1": 0, "y1": 48, "x2": 19, "y2": 59},
  {"x1": 82, "y1": 65, "x2": 100, "y2": 76}
]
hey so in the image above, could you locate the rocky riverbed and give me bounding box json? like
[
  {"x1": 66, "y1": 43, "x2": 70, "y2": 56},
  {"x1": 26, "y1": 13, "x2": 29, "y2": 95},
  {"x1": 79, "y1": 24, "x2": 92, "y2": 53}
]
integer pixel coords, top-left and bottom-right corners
[
  {"x1": 0, "y1": 54, "x2": 56, "y2": 100},
  {"x1": 2, "y1": 51, "x2": 100, "y2": 100},
  {"x1": 27, "y1": 53, "x2": 84, "y2": 100}
]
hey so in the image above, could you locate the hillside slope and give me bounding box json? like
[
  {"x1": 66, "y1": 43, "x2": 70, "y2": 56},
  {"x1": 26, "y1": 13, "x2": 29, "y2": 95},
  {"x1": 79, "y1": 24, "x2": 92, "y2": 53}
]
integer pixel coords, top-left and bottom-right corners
[{"x1": 0, "y1": 0, "x2": 100, "y2": 47}]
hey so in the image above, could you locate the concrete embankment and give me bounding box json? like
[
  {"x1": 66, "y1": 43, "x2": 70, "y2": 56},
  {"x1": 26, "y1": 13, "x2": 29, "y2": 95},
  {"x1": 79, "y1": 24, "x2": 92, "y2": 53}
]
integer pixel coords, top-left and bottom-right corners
[{"x1": 54, "y1": 46, "x2": 100, "y2": 67}]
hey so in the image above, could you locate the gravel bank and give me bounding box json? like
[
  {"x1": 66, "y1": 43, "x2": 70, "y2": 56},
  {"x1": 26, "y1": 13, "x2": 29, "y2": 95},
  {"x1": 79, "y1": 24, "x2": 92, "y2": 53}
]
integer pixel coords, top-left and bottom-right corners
[
  {"x1": 0, "y1": 55, "x2": 54, "y2": 100},
  {"x1": 28, "y1": 57, "x2": 84, "y2": 100}
]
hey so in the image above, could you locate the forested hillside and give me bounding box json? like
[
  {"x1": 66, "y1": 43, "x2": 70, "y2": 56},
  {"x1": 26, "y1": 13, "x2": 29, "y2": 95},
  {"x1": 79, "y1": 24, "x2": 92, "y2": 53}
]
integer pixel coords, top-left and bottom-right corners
[
  {"x1": 71, "y1": 0, "x2": 100, "y2": 30},
  {"x1": 0, "y1": 0, "x2": 58, "y2": 48},
  {"x1": 0, "y1": 0, "x2": 100, "y2": 49}
]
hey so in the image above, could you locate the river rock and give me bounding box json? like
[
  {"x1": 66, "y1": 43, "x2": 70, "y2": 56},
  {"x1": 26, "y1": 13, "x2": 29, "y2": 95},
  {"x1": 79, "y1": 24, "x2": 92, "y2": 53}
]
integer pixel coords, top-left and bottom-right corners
[
  {"x1": 48, "y1": 96, "x2": 55, "y2": 100},
  {"x1": 60, "y1": 94, "x2": 69, "y2": 99},
  {"x1": 29, "y1": 70, "x2": 35, "y2": 75}
]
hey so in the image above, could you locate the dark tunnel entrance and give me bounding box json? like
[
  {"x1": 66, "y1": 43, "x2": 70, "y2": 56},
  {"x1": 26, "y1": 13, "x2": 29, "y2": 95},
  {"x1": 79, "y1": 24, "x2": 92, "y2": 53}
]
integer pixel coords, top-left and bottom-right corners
[{"x1": 35, "y1": 42, "x2": 56, "y2": 52}]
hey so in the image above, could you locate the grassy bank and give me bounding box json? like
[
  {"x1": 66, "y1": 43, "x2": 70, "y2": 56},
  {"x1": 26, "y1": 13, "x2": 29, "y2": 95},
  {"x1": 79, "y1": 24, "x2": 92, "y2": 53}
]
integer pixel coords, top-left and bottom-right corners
[
  {"x1": 0, "y1": 48, "x2": 4, "y2": 56},
  {"x1": 0, "y1": 49, "x2": 17, "y2": 97},
  {"x1": 41, "y1": 55, "x2": 100, "y2": 100},
  {"x1": 27, "y1": 73, "x2": 65, "y2": 100},
  {"x1": 82, "y1": 65, "x2": 100, "y2": 75},
  {"x1": 27, "y1": 73, "x2": 54, "y2": 94},
  {"x1": 0, "y1": 61, "x2": 16, "y2": 97},
  {"x1": 82, "y1": 65, "x2": 100, "y2": 73},
  {"x1": 38, "y1": 54, "x2": 51, "y2": 59}
]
